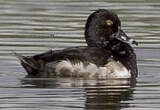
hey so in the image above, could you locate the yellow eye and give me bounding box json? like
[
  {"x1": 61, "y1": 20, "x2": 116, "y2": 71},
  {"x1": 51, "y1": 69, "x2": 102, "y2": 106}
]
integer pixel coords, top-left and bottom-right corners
[{"x1": 106, "y1": 20, "x2": 113, "y2": 26}]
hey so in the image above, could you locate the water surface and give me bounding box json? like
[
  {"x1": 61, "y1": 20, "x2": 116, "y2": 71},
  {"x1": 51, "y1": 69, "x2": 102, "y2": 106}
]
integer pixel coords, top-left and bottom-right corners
[{"x1": 0, "y1": 0, "x2": 160, "y2": 110}]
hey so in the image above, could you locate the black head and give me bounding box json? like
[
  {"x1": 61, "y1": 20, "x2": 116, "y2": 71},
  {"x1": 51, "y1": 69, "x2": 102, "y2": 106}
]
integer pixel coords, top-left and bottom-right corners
[{"x1": 85, "y1": 9, "x2": 138, "y2": 47}]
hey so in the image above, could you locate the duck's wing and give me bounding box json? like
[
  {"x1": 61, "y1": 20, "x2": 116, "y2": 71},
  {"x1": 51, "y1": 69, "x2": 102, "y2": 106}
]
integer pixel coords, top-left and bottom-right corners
[
  {"x1": 33, "y1": 46, "x2": 111, "y2": 65},
  {"x1": 16, "y1": 46, "x2": 111, "y2": 76}
]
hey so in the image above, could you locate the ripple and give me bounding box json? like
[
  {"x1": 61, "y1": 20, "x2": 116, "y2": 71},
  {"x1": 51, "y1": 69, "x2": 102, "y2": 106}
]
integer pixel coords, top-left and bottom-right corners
[{"x1": 0, "y1": 0, "x2": 160, "y2": 110}]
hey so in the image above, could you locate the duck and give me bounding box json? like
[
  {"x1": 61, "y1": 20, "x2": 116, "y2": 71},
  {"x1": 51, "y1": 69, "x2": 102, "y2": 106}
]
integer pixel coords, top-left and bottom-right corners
[{"x1": 16, "y1": 9, "x2": 138, "y2": 78}]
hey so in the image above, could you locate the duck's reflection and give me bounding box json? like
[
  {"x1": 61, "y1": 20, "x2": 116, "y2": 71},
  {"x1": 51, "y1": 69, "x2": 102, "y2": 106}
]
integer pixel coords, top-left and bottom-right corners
[
  {"x1": 22, "y1": 77, "x2": 136, "y2": 110},
  {"x1": 84, "y1": 79, "x2": 136, "y2": 110}
]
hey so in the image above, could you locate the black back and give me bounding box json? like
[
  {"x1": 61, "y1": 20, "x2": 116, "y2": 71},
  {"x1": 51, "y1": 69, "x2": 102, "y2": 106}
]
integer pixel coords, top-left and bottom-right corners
[{"x1": 34, "y1": 46, "x2": 111, "y2": 66}]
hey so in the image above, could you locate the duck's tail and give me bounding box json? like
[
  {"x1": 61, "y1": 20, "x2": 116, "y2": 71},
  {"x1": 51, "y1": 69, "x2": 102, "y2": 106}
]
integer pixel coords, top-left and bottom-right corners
[{"x1": 14, "y1": 53, "x2": 41, "y2": 75}]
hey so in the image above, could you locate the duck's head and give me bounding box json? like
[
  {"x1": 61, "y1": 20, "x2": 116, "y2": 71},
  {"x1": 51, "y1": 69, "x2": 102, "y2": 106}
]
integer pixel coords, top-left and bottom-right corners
[{"x1": 85, "y1": 9, "x2": 138, "y2": 47}]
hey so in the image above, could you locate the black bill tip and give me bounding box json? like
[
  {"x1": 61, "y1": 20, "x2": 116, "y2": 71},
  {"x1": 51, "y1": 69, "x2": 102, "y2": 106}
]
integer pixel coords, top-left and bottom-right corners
[{"x1": 132, "y1": 40, "x2": 138, "y2": 46}]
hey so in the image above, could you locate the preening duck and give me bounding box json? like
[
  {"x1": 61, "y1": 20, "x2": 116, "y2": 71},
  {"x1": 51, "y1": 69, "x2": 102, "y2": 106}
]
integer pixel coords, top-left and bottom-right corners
[{"x1": 16, "y1": 9, "x2": 138, "y2": 78}]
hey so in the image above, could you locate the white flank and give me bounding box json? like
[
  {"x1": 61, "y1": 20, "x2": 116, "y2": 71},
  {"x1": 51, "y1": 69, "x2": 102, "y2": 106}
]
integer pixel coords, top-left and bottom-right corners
[
  {"x1": 104, "y1": 60, "x2": 131, "y2": 78},
  {"x1": 55, "y1": 59, "x2": 130, "y2": 78}
]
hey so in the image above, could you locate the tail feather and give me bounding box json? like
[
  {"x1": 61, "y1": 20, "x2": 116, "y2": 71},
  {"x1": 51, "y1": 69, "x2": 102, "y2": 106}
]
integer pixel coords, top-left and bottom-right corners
[
  {"x1": 14, "y1": 53, "x2": 37, "y2": 69},
  {"x1": 14, "y1": 53, "x2": 40, "y2": 75}
]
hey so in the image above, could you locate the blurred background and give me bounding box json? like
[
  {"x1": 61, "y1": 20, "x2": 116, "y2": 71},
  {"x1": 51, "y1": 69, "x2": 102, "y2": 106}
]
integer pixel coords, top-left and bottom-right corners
[{"x1": 0, "y1": 0, "x2": 160, "y2": 110}]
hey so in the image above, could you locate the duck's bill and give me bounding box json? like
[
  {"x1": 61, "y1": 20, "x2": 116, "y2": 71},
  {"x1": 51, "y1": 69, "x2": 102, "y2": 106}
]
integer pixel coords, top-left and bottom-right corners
[{"x1": 114, "y1": 28, "x2": 138, "y2": 46}]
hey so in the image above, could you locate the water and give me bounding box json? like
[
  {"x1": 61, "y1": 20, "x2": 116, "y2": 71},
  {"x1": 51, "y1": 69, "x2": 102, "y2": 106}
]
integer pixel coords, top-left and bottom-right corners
[{"x1": 0, "y1": 0, "x2": 160, "y2": 109}]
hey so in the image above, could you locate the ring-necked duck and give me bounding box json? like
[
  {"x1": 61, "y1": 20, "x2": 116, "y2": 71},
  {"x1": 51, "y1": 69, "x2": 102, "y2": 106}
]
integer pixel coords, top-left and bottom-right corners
[{"x1": 16, "y1": 9, "x2": 138, "y2": 78}]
